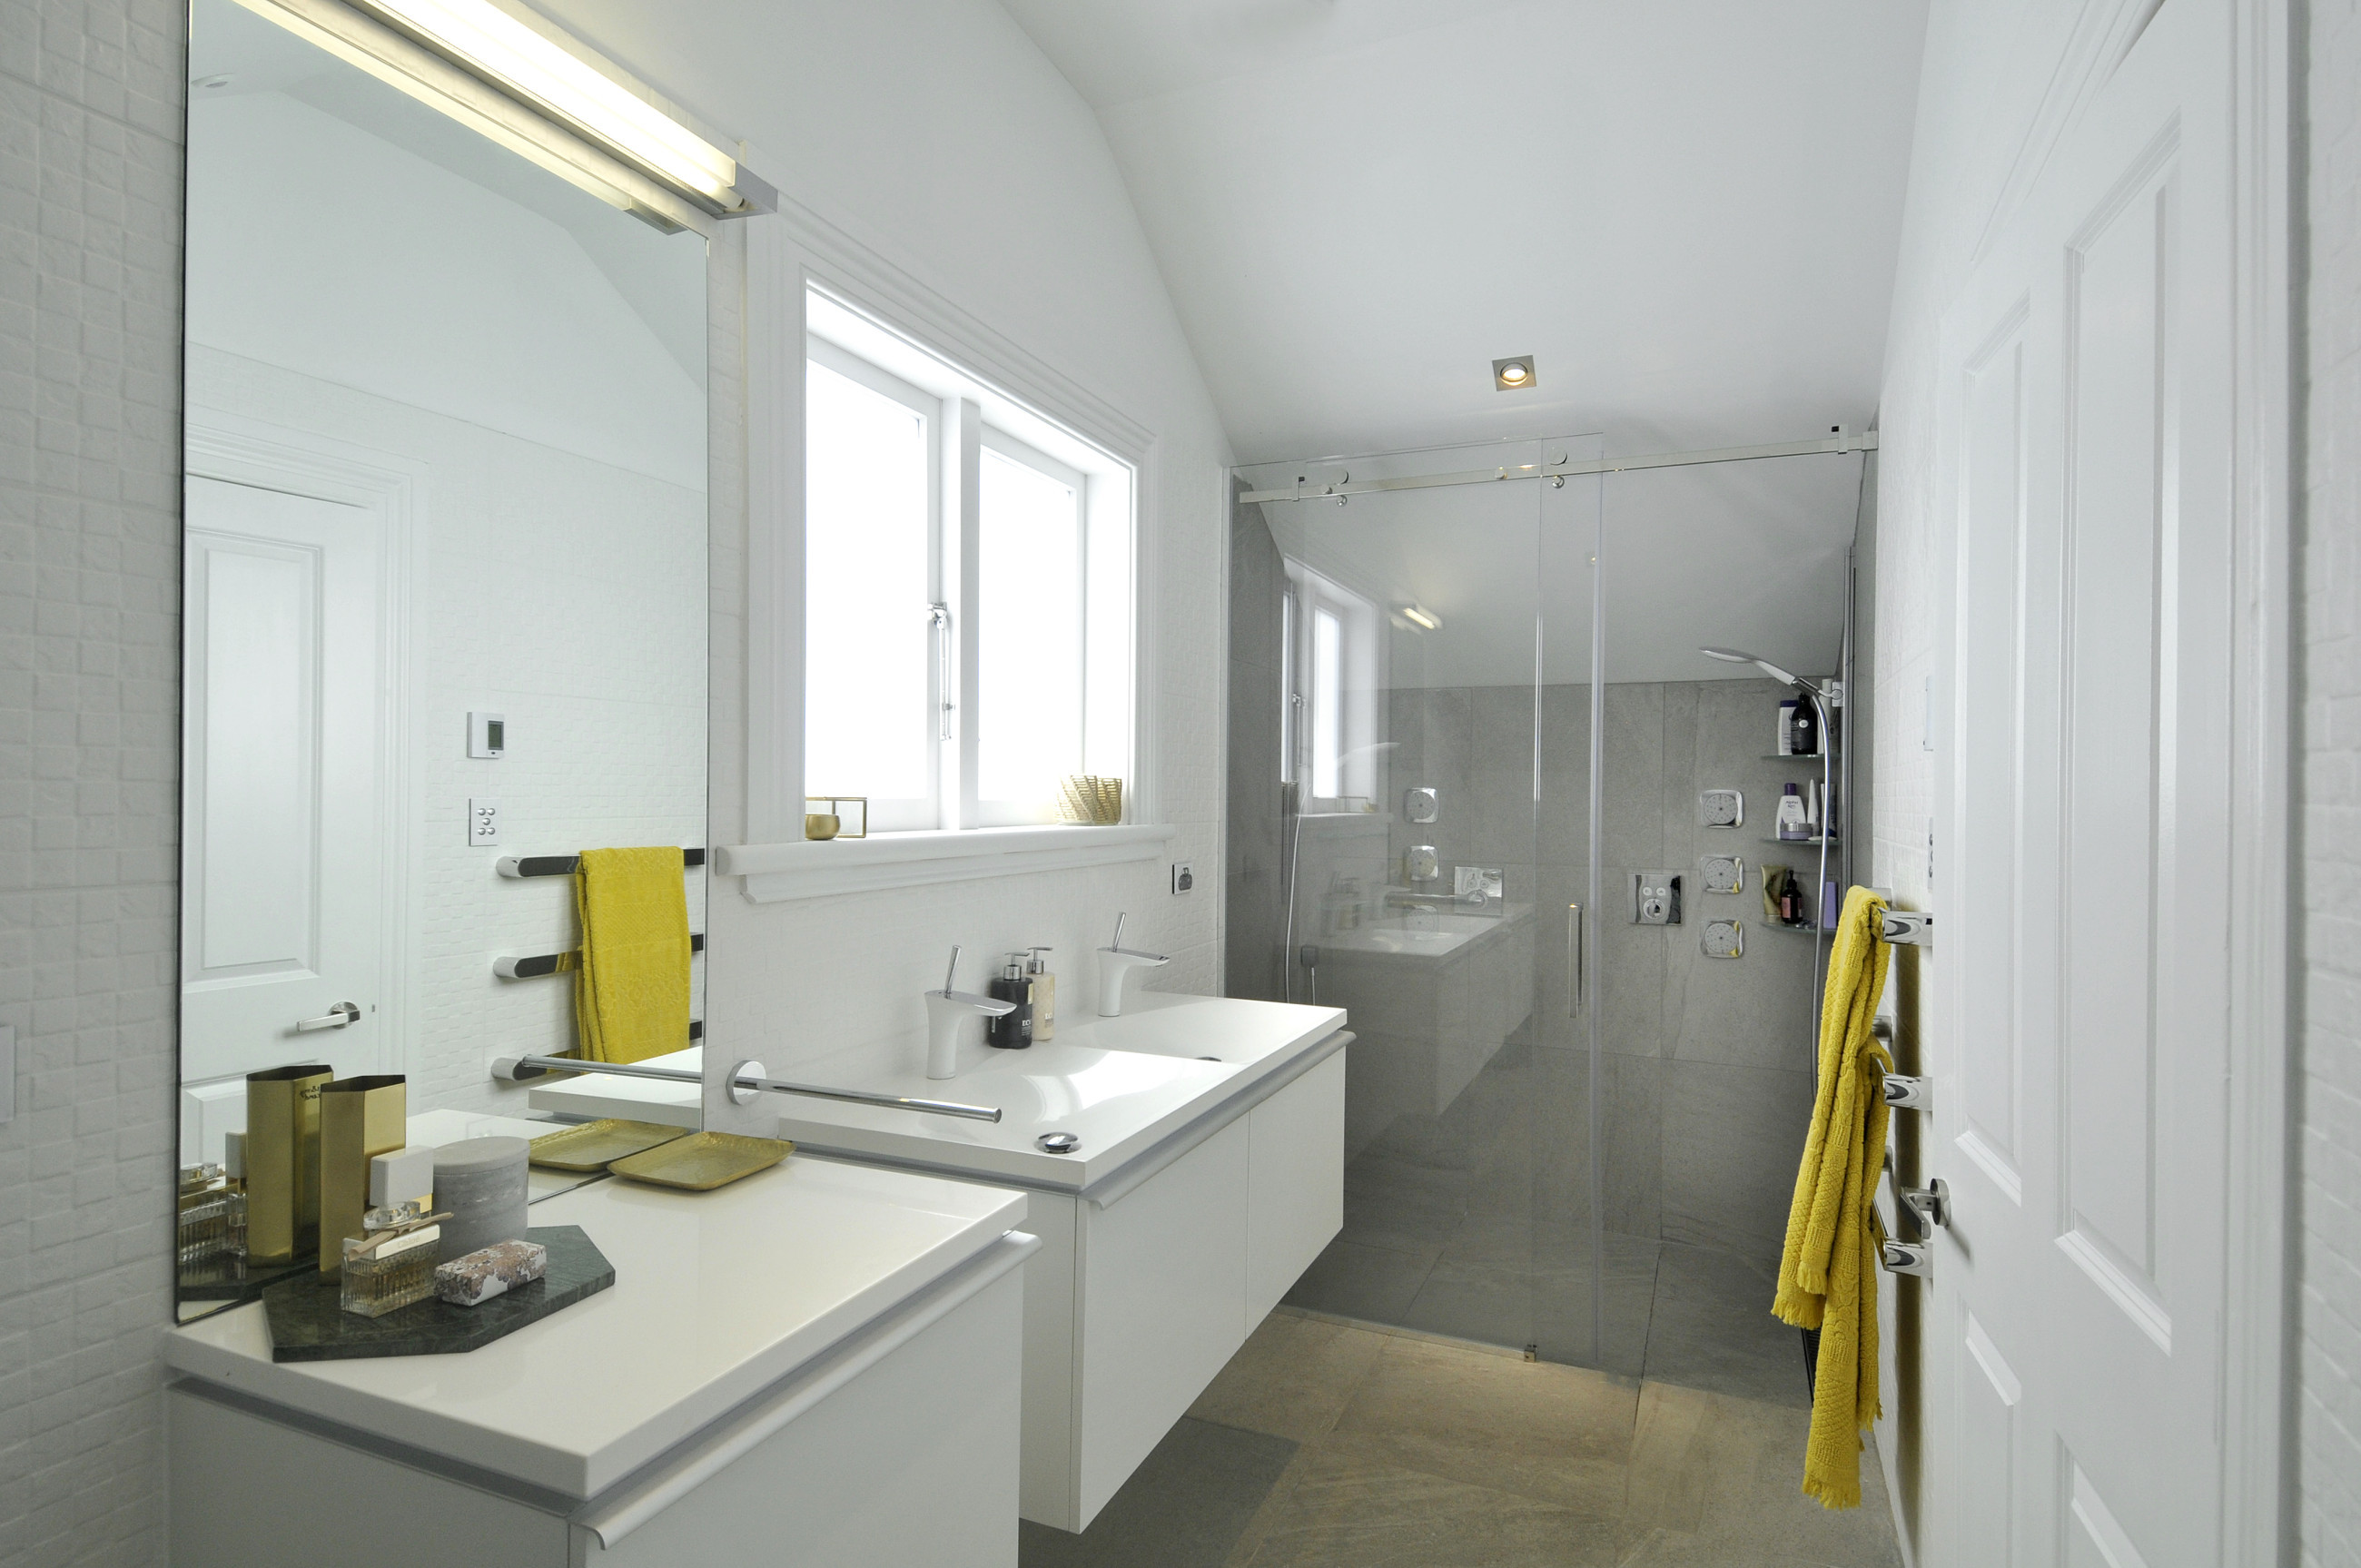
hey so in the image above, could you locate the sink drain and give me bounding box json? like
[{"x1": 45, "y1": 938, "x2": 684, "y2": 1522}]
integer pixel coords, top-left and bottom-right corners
[{"x1": 1036, "y1": 1131, "x2": 1082, "y2": 1154}]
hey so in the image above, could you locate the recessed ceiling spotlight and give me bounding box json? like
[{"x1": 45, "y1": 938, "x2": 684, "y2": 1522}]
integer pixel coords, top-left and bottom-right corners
[{"x1": 1493, "y1": 356, "x2": 1536, "y2": 391}]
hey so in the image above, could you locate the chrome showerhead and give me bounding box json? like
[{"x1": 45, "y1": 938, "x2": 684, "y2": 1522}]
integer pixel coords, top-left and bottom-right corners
[{"x1": 1699, "y1": 646, "x2": 1823, "y2": 696}]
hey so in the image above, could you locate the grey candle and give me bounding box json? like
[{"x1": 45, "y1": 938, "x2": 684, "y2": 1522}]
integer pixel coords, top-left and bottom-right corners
[{"x1": 432, "y1": 1137, "x2": 529, "y2": 1261}]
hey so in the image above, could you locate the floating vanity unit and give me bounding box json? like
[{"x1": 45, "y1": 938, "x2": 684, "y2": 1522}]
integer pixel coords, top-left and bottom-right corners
[
  {"x1": 163, "y1": 1156, "x2": 1036, "y2": 1567},
  {"x1": 535, "y1": 993, "x2": 1348, "y2": 1533}
]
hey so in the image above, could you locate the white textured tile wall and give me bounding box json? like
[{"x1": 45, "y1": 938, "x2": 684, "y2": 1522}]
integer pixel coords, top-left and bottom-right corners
[
  {"x1": 2304, "y1": 2, "x2": 2361, "y2": 1560},
  {"x1": 0, "y1": 0, "x2": 183, "y2": 1563}
]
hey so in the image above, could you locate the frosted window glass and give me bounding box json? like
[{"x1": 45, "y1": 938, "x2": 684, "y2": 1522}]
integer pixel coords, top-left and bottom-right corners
[
  {"x1": 1312, "y1": 606, "x2": 1341, "y2": 800},
  {"x1": 977, "y1": 446, "x2": 1082, "y2": 804},
  {"x1": 805, "y1": 360, "x2": 929, "y2": 802}
]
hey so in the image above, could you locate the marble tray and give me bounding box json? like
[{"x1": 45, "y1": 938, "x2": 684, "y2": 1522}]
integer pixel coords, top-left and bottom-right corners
[{"x1": 260, "y1": 1226, "x2": 612, "y2": 1363}]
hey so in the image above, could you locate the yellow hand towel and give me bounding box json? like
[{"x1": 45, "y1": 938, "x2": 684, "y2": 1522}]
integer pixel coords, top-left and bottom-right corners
[
  {"x1": 573, "y1": 847, "x2": 692, "y2": 1067},
  {"x1": 1773, "y1": 884, "x2": 1895, "y2": 1509}
]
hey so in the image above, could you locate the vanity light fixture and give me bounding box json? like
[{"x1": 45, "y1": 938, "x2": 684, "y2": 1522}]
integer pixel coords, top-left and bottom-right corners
[
  {"x1": 341, "y1": 0, "x2": 756, "y2": 212},
  {"x1": 1493, "y1": 356, "x2": 1536, "y2": 390},
  {"x1": 1395, "y1": 603, "x2": 1443, "y2": 632}
]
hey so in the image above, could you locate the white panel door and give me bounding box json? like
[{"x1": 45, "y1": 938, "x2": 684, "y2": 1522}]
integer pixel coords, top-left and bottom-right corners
[
  {"x1": 181, "y1": 473, "x2": 390, "y2": 1093},
  {"x1": 1934, "y1": 3, "x2": 2235, "y2": 1564}
]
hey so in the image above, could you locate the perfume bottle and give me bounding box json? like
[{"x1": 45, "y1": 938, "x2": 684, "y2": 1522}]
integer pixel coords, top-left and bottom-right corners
[
  {"x1": 340, "y1": 1146, "x2": 443, "y2": 1317},
  {"x1": 339, "y1": 1203, "x2": 443, "y2": 1317},
  {"x1": 177, "y1": 1162, "x2": 239, "y2": 1269}
]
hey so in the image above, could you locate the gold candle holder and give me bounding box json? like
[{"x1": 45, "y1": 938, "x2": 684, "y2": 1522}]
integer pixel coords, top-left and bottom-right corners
[
  {"x1": 317, "y1": 1075, "x2": 408, "y2": 1277},
  {"x1": 244, "y1": 1065, "x2": 332, "y2": 1266}
]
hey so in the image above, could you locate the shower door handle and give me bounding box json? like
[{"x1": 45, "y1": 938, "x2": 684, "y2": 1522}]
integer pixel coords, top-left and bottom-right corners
[{"x1": 1566, "y1": 903, "x2": 1584, "y2": 1017}]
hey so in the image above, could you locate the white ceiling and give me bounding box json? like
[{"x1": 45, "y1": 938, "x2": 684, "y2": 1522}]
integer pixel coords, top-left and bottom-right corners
[{"x1": 997, "y1": 0, "x2": 1929, "y2": 466}]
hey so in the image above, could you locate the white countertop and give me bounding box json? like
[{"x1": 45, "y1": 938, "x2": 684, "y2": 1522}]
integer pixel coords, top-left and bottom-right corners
[
  {"x1": 530, "y1": 993, "x2": 1347, "y2": 1193},
  {"x1": 163, "y1": 1157, "x2": 1029, "y2": 1498}
]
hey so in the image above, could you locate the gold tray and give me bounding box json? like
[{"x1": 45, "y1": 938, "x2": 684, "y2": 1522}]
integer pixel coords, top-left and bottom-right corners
[
  {"x1": 529, "y1": 1119, "x2": 689, "y2": 1172},
  {"x1": 607, "y1": 1131, "x2": 794, "y2": 1191}
]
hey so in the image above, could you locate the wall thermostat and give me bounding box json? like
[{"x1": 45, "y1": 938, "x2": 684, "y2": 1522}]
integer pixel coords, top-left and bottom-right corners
[{"x1": 469, "y1": 711, "x2": 506, "y2": 759}]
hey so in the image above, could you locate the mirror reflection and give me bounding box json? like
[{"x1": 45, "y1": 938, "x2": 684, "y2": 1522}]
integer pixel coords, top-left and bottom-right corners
[{"x1": 176, "y1": 0, "x2": 708, "y2": 1310}]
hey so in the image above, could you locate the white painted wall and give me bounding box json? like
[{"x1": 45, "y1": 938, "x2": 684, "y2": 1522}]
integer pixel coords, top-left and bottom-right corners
[{"x1": 2300, "y1": 1, "x2": 2361, "y2": 1560}]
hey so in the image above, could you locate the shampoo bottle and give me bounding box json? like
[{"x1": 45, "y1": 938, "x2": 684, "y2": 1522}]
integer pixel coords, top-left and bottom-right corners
[
  {"x1": 987, "y1": 954, "x2": 1035, "y2": 1049},
  {"x1": 1025, "y1": 947, "x2": 1056, "y2": 1040},
  {"x1": 1775, "y1": 783, "x2": 1809, "y2": 842},
  {"x1": 1777, "y1": 698, "x2": 1798, "y2": 755}
]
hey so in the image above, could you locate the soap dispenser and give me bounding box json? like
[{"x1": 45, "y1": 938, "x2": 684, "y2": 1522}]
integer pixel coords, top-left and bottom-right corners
[
  {"x1": 1025, "y1": 947, "x2": 1056, "y2": 1040},
  {"x1": 988, "y1": 953, "x2": 1036, "y2": 1049}
]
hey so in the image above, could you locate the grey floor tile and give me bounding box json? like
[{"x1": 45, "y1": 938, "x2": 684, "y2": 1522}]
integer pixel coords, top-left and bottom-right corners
[
  {"x1": 1020, "y1": 1417, "x2": 1298, "y2": 1568},
  {"x1": 1189, "y1": 1313, "x2": 1389, "y2": 1445},
  {"x1": 1640, "y1": 1243, "x2": 1813, "y2": 1408},
  {"x1": 1238, "y1": 1446, "x2": 1626, "y2": 1568},
  {"x1": 1283, "y1": 1237, "x2": 1440, "y2": 1325}
]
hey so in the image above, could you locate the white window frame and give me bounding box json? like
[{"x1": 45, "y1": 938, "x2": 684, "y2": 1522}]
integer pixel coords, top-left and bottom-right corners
[
  {"x1": 1284, "y1": 559, "x2": 1379, "y2": 812},
  {"x1": 727, "y1": 241, "x2": 1169, "y2": 902},
  {"x1": 971, "y1": 426, "x2": 1091, "y2": 827},
  {"x1": 802, "y1": 335, "x2": 943, "y2": 833}
]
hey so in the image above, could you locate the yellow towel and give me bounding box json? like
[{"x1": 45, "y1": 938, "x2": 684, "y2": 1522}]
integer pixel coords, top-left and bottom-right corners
[
  {"x1": 1773, "y1": 884, "x2": 1894, "y2": 1509},
  {"x1": 573, "y1": 847, "x2": 692, "y2": 1067}
]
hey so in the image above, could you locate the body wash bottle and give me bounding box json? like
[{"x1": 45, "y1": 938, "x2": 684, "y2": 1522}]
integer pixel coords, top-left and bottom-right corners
[
  {"x1": 1025, "y1": 947, "x2": 1056, "y2": 1040},
  {"x1": 1775, "y1": 782, "x2": 1809, "y2": 842},
  {"x1": 987, "y1": 953, "x2": 1035, "y2": 1049}
]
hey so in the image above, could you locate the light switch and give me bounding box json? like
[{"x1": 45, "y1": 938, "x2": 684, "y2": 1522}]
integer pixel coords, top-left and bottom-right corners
[
  {"x1": 469, "y1": 711, "x2": 506, "y2": 759},
  {"x1": 469, "y1": 799, "x2": 500, "y2": 845}
]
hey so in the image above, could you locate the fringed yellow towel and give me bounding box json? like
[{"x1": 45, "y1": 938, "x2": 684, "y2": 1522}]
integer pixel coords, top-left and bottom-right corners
[
  {"x1": 574, "y1": 847, "x2": 692, "y2": 1067},
  {"x1": 1773, "y1": 884, "x2": 1894, "y2": 1509}
]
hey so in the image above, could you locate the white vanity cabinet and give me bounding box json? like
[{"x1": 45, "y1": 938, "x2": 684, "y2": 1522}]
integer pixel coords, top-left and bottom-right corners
[
  {"x1": 1039, "y1": 1047, "x2": 1347, "y2": 1528},
  {"x1": 531, "y1": 993, "x2": 1351, "y2": 1534},
  {"x1": 164, "y1": 1161, "x2": 1035, "y2": 1568}
]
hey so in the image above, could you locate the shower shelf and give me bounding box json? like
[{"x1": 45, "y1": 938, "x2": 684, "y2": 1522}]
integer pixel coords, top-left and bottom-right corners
[
  {"x1": 1759, "y1": 753, "x2": 1827, "y2": 762},
  {"x1": 1759, "y1": 836, "x2": 1840, "y2": 849}
]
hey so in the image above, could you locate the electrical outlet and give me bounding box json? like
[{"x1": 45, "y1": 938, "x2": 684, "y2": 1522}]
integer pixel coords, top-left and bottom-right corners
[
  {"x1": 469, "y1": 798, "x2": 500, "y2": 845},
  {"x1": 1171, "y1": 862, "x2": 1195, "y2": 894}
]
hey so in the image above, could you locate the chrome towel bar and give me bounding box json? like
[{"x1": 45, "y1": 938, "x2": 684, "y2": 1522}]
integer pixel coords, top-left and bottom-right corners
[
  {"x1": 489, "y1": 1052, "x2": 1002, "y2": 1123},
  {"x1": 496, "y1": 932, "x2": 705, "y2": 979},
  {"x1": 499, "y1": 847, "x2": 706, "y2": 879}
]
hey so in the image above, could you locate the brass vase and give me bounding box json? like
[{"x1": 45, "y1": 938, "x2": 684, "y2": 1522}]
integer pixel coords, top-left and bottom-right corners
[
  {"x1": 317, "y1": 1075, "x2": 408, "y2": 1277},
  {"x1": 244, "y1": 1065, "x2": 332, "y2": 1266}
]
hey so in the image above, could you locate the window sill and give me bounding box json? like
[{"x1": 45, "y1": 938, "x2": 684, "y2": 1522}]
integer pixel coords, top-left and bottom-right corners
[{"x1": 715, "y1": 823, "x2": 1177, "y2": 902}]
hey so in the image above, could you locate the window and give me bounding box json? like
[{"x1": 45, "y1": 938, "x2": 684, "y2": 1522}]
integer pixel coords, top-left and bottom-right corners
[
  {"x1": 802, "y1": 313, "x2": 1132, "y2": 833},
  {"x1": 1284, "y1": 560, "x2": 1378, "y2": 810}
]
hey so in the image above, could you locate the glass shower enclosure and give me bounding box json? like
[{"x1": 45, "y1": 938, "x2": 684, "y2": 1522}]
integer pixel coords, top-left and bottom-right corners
[{"x1": 1226, "y1": 435, "x2": 1865, "y2": 1402}]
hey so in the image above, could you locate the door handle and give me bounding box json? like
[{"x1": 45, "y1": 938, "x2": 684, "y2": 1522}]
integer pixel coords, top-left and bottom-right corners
[
  {"x1": 1566, "y1": 903, "x2": 1584, "y2": 1017},
  {"x1": 296, "y1": 1001, "x2": 360, "y2": 1032}
]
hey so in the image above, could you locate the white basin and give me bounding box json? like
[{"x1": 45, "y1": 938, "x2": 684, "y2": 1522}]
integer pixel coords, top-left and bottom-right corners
[{"x1": 529, "y1": 993, "x2": 1347, "y2": 1193}]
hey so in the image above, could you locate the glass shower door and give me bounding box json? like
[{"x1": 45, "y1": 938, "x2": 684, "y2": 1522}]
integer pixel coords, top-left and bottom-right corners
[
  {"x1": 1230, "y1": 438, "x2": 1586, "y2": 1356},
  {"x1": 1534, "y1": 450, "x2": 1861, "y2": 1399}
]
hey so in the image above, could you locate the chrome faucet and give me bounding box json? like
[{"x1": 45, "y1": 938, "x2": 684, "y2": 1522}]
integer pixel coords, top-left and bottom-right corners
[
  {"x1": 1096, "y1": 913, "x2": 1170, "y2": 1017},
  {"x1": 924, "y1": 945, "x2": 1014, "y2": 1080}
]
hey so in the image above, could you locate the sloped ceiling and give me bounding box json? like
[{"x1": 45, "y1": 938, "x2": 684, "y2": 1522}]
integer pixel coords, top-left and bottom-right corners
[{"x1": 997, "y1": 0, "x2": 1929, "y2": 467}]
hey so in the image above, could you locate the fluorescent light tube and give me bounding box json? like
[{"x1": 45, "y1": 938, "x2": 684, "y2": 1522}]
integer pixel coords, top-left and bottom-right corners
[
  {"x1": 353, "y1": 0, "x2": 741, "y2": 205},
  {"x1": 1398, "y1": 604, "x2": 1442, "y2": 632}
]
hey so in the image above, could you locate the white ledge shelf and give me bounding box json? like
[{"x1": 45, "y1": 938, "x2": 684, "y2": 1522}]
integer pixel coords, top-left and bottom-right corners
[{"x1": 716, "y1": 823, "x2": 1176, "y2": 902}]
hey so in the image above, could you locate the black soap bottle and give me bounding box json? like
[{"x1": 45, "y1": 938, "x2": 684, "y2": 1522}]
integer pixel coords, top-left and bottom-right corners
[{"x1": 987, "y1": 953, "x2": 1035, "y2": 1049}]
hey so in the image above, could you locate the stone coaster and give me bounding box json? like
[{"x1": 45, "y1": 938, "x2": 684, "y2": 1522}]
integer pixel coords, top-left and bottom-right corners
[{"x1": 261, "y1": 1226, "x2": 612, "y2": 1363}]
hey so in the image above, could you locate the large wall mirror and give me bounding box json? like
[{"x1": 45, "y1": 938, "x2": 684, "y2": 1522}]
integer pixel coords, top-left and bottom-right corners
[{"x1": 176, "y1": 0, "x2": 709, "y2": 1312}]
